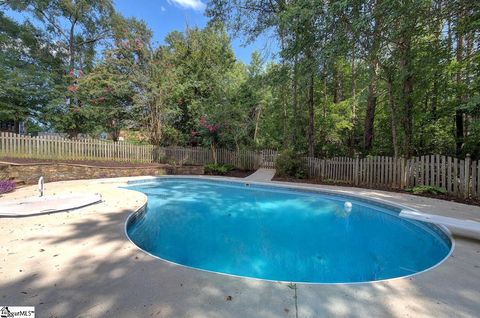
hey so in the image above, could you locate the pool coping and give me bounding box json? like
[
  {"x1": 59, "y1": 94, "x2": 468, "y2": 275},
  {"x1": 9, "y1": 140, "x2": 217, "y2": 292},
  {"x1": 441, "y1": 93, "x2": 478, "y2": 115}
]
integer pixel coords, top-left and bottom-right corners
[{"x1": 122, "y1": 175, "x2": 456, "y2": 286}]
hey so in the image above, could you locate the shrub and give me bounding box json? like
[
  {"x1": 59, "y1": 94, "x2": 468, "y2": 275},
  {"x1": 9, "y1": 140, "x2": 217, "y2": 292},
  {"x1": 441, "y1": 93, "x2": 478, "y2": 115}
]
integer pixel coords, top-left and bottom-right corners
[
  {"x1": 405, "y1": 185, "x2": 447, "y2": 195},
  {"x1": 204, "y1": 163, "x2": 235, "y2": 175},
  {"x1": 224, "y1": 163, "x2": 235, "y2": 171},
  {"x1": 275, "y1": 149, "x2": 307, "y2": 179},
  {"x1": 0, "y1": 180, "x2": 16, "y2": 194}
]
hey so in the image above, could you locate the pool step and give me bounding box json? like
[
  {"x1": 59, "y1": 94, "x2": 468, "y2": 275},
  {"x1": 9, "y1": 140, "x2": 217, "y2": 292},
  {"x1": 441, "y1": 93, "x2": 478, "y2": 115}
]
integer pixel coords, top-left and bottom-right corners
[
  {"x1": 400, "y1": 210, "x2": 480, "y2": 240},
  {"x1": 244, "y1": 168, "x2": 276, "y2": 181}
]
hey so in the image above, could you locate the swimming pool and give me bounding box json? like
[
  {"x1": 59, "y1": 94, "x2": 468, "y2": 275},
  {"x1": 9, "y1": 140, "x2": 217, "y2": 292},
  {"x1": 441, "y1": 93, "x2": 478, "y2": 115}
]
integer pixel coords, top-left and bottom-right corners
[{"x1": 125, "y1": 178, "x2": 452, "y2": 284}]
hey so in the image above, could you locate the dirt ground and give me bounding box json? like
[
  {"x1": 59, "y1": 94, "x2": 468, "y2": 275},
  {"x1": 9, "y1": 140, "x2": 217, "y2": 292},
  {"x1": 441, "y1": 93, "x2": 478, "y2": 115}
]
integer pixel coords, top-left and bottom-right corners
[{"x1": 204, "y1": 169, "x2": 254, "y2": 178}]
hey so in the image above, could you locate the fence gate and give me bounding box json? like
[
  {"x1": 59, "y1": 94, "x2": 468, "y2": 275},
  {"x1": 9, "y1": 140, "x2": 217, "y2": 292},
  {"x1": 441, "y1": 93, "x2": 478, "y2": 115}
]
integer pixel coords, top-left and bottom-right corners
[{"x1": 260, "y1": 150, "x2": 277, "y2": 168}]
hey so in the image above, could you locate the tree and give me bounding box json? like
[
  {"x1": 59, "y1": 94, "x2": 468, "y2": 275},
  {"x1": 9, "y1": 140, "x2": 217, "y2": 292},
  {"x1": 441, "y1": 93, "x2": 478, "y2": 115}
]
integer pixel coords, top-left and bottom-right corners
[
  {"x1": 7, "y1": 0, "x2": 116, "y2": 137},
  {"x1": 198, "y1": 116, "x2": 221, "y2": 163},
  {"x1": 2, "y1": 0, "x2": 480, "y2": 160},
  {"x1": 0, "y1": 12, "x2": 63, "y2": 132},
  {"x1": 107, "y1": 17, "x2": 178, "y2": 146},
  {"x1": 77, "y1": 63, "x2": 133, "y2": 141},
  {"x1": 207, "y1": 0, "x2": 480, "y2": 159},
  {"x1": 161, "y1": 24, "x2": 235, "y2": 144}
]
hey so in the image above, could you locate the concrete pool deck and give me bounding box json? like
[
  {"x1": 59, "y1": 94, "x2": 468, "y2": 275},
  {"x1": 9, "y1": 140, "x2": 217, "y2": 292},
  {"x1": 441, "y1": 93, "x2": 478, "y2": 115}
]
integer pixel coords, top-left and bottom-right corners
[{"x1": 0, "y1": 176, "x2": 479, "y2": 317}]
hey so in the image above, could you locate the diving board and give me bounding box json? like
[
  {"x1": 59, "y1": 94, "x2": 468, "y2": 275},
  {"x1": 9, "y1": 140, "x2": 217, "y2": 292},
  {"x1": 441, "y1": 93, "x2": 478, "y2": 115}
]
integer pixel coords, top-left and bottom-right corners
[{"x1": 400, "y1": 209, "x2": 480, "y2": 240}]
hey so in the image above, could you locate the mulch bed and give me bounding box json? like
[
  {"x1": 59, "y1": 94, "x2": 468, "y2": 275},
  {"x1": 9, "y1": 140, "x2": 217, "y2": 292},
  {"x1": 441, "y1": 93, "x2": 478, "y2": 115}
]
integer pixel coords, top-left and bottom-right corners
[
  {"x1": 226, "y1": 169, "x2": 254, "y2": 178},
  {"x1": 205, "y1": 169, "x2": 254, "y2": 178},
  {"x1": 0, "y1": 157, "x2": 165, "y2": 168},
  {"x1": 273, "y1": 176, "x2": 480, "y2": 207}
]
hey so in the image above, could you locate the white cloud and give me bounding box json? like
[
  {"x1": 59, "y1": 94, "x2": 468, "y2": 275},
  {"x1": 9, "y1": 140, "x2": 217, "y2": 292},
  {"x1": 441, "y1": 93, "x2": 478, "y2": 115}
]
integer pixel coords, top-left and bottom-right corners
[
  {"x1": 161, "y1": 6, "x2": 166, "y2": 12},
  {"x1": 168, "y1": 0, "x2": 206, "y2": 11}
]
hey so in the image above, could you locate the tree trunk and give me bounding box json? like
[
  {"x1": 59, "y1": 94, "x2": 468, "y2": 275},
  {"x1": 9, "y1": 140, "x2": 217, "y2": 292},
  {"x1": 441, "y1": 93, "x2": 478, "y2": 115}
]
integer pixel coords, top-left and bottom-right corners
[
  {"x1": 253, "y1": 105, "x2": 262, "y2": 145},
  {"x1": 387, "y1": 75, "x2": 399, "y2": 158},
  {"x1": 431, "y1": 79, "x2": 438, "y2": 121},
  {"x1": 283, "y1": 95, "x2": 288, "y2": 146},
  {"x1": 307, "y1": 73, "x2": 315, "y2": 157},
  {"x1": 333, "y1": 63, "x2": 343, "y2": 104},
  {"x1": 447, "y1": 18, "x2": 452, "y2": 56},
  {"x1": 68, "y1": 129, "x2": 79, "y2": 139},
  {"x1": 400, "y1": 37, "x2": 414, "y2": 157},
  {"x1": 364, "y1": 59, "x2": 378, "y2": 151},
  {"x1": 278, "y1": 28, "x2": 289, "y2": 147},
  {"x1": 69, "y1": 20, "x2": 76, "y2": 71},
  {"x1": 67, "y1": 19, "x2": 79, "y2": 138},
  {"x1": 211, "y1": 143, "x2": 217, "y2": 164},
  {"x1": 149, "y1": 97, "x2": 162, "y2": 145},
  {"x1": 291, "y1": 57, "x2": 299, "y2": 147},
  {"x1": 14, "y1": 121, "x2": 20, "y2": 134},
  {"x1": 455, "y1": 24, "x2": 464, "y2": 156},
  {"x1": 363, "y1": 2, "x2": 381, "y2": 153},
  {"x1": 111, "y1": 132, "x2": 120, "y2": 142},
  {"x1": 464, "y1": 31, "x2": 474, "y2": 148},
  {"x1": 430, "y1": 13, "x2": 443, "y2": 122},
  {"x1": 320, "y1": 70, "x2": 328, "y2": 156},
  {"x1": 350, "y1": 42, "x2": 357, "y2": 151}
]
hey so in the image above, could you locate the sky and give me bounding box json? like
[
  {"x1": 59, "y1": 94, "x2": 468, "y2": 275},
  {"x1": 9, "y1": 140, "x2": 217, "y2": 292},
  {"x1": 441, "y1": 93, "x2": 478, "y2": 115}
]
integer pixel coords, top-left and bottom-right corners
[
  {"x1": 3, "y1": 0, "x2": 275, "y2": 64},
  {"x1": 115, "y1": 0, "x2": 274, "y2": 64}
]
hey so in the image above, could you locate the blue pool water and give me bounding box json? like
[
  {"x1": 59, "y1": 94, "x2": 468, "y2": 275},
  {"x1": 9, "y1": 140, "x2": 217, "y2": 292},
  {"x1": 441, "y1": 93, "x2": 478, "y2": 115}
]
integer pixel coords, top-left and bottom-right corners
[{"x1": 125, "y1": 178, "x2": 452, "y2": 283}]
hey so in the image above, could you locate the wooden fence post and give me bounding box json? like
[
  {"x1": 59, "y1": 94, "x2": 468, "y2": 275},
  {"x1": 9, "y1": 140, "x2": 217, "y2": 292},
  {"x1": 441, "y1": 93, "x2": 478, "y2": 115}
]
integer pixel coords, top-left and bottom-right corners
[
  {"x1": 471, "y1": 160, "x2": 478, "y2": 199},
  {"x1": 255, "y1": 151, "x2": 261, "y2": 169},
  {"x1": 354, "y1": 155, "x2": 359, "y2": 186},
  {"x1": 465, "y1": 154, "x2": 471, "y2": 199},
  {"x1": 403, "y1": 157, "x2": 408, "y2": 189}
]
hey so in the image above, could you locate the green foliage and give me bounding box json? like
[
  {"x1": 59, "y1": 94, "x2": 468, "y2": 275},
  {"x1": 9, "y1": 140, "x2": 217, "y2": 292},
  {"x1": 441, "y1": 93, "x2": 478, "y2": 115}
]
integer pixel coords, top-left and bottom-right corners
[
  {"x1": 0, "y1": 13, "x2": 63, "y2": 125},
  {"x1": 164, "y1": 24, "x2": 236, "y2": 145},
  {"x1": 405, "y1": 186, "x2": 447, "y2": 195},
  {"x1": 204, "y1": 163, "x2": 235, "y2": 175},
  {"x1": 275, "y1": 149, "x2": 307, "y2": 179},
  {"x1": 161, "y1": 126, "x2": 186, "y2": 146},
  {"x1": 4, "y1": 0, "x2": 116, "y2": 136},
  {"x1": 206, "y1": 0, "x2": 480, "y2": 159},
  {"x1": 2, "y1": 0, "x2": 480, "y2": 164},
  {"x1": 77, "y1": 63, "x2": 133, "y2": 140}
]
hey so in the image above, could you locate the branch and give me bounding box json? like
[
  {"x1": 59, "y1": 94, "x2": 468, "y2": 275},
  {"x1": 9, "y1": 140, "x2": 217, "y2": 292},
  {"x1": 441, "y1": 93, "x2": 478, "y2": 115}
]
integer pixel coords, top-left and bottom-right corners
[
  {"x1": 31, "y1": 5, "x2": 69, "y2": 42},
  {"x1": 76, "y1": 30, "x2": 111, "y2": 46}
]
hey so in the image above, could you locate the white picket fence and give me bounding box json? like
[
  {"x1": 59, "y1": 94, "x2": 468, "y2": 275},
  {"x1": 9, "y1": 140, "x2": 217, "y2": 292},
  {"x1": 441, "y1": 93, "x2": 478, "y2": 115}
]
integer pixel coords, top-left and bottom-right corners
[
  {"x1": 0, "y1": 132, "x2": 155, "y2": 162},
  {"x1": 256, "y1": 150, "x2": 478, "y2": 199},
  {"x1": 0, "y1": 132, "x2": 478, "y2": 199},
  {"x1": 0, "y1": 132, "x2": 260, "y2": 170},
  {"x1": 303, "y1": 155, "x2": 479, "y2": 199}
]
